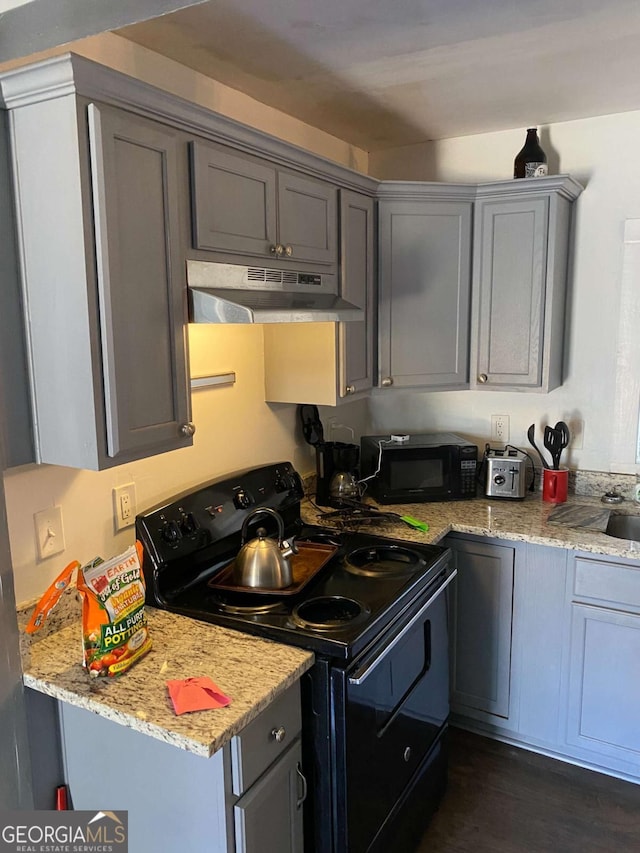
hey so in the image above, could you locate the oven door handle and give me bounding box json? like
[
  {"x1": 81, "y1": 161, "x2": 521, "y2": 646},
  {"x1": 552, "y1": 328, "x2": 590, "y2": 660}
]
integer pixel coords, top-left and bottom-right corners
[{"x1": 347, "y1": 567, "x2": 457, "y2": 686}]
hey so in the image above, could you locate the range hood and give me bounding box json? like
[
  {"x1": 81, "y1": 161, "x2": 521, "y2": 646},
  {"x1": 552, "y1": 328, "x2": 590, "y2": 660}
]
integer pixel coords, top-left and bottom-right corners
[{"x1": 187, "y1": 260, "x2": 363, "y2": 324}]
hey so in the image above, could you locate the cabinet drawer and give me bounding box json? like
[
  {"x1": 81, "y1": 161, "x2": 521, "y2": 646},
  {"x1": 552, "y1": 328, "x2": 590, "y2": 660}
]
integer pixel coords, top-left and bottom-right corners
[
  {"x1": 230, "y1": 683, "x2": 301, "y2": 795},
  {"x1": 573, "y1": 556, "x2": 640, "y2": 609}
]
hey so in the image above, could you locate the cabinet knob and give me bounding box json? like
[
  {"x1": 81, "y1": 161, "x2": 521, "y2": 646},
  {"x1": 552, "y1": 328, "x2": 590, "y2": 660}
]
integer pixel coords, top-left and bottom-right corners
[
  {"x1": 284, "y1": 244, "x2": 293, "y2": 257},
  {"x1": 270, "y1": 244, "x2": 284, "y2": 256},
  {"x1": 381, "y1": 377, "x2": 394, "y2": 387},
  {"x1": 271, "y1": 726, "x2": 286, "y2": 743},
  {"x1": 180, "y1": 422, "x2": 196, "y2": 437},
  {"x1": 478, "y1": 373, "x2": 488, "y2": 384},
  {"x1": 403, "y1": 746, "x2": 412, "y2": 762},
  {"x1": 345, "y1": 384, "x2": 355, "y2": 395}
]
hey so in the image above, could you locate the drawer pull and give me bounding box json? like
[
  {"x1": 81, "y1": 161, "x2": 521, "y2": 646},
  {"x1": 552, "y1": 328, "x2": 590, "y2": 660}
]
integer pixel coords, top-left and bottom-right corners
[
  {"x1": 271, "y1": 726, "x2": 286, "y2": 743},
  {"x1": 296, "y1": 763, "x2": 308, "y2": 809}
]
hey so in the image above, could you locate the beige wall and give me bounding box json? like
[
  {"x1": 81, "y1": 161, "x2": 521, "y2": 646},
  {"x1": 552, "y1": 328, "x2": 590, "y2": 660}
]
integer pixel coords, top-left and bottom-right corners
[
  {"x1": 2, "y1": 33, "x2": 369, "y2": 604},
  {"x1": 0, "y1": 31, "x2": 369, "y2": 173}
]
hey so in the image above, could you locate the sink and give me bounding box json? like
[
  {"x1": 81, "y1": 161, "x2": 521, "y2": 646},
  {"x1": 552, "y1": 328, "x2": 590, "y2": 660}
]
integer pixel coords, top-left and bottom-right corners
[{"x1": 605, "y1": 513, "x2": 640, "y2": 542}]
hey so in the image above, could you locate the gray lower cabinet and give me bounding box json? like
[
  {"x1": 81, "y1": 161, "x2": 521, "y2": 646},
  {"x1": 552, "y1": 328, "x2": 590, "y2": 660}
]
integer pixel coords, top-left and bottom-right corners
[
  {"x1": 447, "y1": 535, "x2": 516, "y2": 725},
  {"x1": 58, "y1": 681, "x2": 304, "y2": 853},
  {"x1": 450, "y1": 534, "x2": 640, "y2": 784},
  {"x1": 190, "y1": 139, "x2": 337, "y2": 269},
  {"x1": 263, "y1": 189, "x2": 375, "y2": 405},
  {"x1": 233, "y1": 739, "x2": 304, "y2": 853},
  {"x1": 471, "y1": 176, "x2": 583, "y2": 392},
  {"x1": 377, "y1": 187, "x2": 474, "y2": 390},
  {"x1": 565, "y1": 555, "x2": 640, "y2": 775},
  {"x1": 7, "y1": 95, "x2": 192, "y2": 469}
]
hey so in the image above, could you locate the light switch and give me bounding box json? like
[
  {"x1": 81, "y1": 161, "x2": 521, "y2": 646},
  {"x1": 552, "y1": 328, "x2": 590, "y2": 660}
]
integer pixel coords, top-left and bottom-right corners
[{"x1": 34, "y1": 506, "x2": 66, "y2": 560}]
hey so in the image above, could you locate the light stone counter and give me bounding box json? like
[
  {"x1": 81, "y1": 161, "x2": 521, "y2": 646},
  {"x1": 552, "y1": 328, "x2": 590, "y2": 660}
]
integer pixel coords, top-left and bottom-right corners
[
  {"x1": 19, "y1": 599, "x2": 314, "y2": 758},
  {"x1": 302, "y1": 492, "x2": 640, "y2": 561},
  {"x1": 20, "y1": 488, "x2": 638, "y2": 761}
]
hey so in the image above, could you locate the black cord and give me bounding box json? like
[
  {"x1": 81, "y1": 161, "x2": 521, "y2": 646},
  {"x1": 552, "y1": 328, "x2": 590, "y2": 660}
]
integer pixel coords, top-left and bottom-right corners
[{"x1": 505, "y1": 444, "x2": 537, "y2": 492}]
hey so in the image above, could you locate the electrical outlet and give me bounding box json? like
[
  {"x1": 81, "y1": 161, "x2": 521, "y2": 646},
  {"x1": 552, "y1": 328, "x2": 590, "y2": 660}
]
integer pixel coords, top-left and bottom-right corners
[
  {"x1": 113, "y1": 483, "x2": 137, "y2": 531},
  {"x1": 34, "y1": 506, "x2": 66, "y2": 559},
  {"x1": 491, "y1": 414, "x2": 510, "y2": 443}
]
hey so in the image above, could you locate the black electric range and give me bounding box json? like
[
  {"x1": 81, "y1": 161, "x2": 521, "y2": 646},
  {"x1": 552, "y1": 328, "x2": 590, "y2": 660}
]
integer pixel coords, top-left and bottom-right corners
[{"x1": 135, "y1": 462, "x2": 454, "y2": 853}]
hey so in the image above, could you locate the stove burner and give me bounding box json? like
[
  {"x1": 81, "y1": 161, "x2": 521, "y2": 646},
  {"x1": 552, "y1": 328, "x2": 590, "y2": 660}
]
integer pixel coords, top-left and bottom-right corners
[
  {"x1": 299, "y1": 532, "x2": 343, "y2": 548},
  {"x1": 345, "y1": 545, "x2": 427, "y2": 578},
  {"x1": 209, "y1": 592, "x2": 283, "y2": 615},
  {"x1": 291, "y1": 596, "x2": 370, "y2": 631}
]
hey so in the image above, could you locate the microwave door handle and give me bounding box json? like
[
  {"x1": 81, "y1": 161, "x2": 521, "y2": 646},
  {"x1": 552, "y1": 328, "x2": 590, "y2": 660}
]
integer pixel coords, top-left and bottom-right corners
[{"x1": 347, "y1": 567, "x2": 456, "y2": 686}]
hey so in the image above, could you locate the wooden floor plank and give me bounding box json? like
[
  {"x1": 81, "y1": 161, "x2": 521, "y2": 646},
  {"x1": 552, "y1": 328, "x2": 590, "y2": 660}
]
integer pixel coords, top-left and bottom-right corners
[{"x1": 417, "y1": 728, "x2": 640, "y2": 853}]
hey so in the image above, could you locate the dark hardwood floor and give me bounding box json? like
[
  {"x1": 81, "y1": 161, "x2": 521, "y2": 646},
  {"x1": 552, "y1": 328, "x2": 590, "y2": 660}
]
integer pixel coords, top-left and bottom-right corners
[{"x1": 417, "y1": 727, "x2": 640, "y2": 853}]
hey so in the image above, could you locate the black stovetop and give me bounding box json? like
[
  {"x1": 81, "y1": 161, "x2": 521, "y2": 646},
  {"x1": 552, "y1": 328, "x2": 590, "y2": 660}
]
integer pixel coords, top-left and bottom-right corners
[{"x1": 136, "y1": 462, "x2": 450, "y2": 663}]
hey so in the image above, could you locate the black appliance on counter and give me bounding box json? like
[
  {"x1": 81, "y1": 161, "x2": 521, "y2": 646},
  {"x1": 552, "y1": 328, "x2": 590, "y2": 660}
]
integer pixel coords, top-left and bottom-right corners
[
  {"x1": 360, "y1": 432, "x2": 478, "y2": 504},
  {"x1": 136, "y1": 462, "x2": 455, "y2": 853},
  {"x1": 298, "y1": 404, "x2": 360, "y2": 507}
]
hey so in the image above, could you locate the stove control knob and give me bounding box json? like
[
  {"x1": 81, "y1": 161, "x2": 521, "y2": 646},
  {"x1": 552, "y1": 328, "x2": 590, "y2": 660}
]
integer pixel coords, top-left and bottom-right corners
[
  {"x1": 233, "y1": 489, "x2": 252, "y2": 510},
  {"x1": 161, "y1": 520, "x2": 182, "y2": 545},
  {"x1": 275, "y1": 472, "x2": 295, "y2": 493},
  {"x1": 179, "y1": 512, "x2": 198, "y2": 535},
  {"x1": 271, "y1": 726, "x2": 286, "y2": 743}
]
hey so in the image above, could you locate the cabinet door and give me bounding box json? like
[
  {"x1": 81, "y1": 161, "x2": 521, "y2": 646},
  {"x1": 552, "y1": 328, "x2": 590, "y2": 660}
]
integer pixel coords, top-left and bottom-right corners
[
  {"x1": 472, "y1": 196, "x2": 548, "y2": 388},
  {"x1": 449, "y1": 537, "x2": 515, "y2": 720},
  {"x1": 191, "y1": 140, "x2": 278, "y2": 257},
  {"x1": 89, "y1": 105, "x2": 192, "y2": 460},
  {"x1": 566, "y1": 604, "x2": 640, "y2": 765},
  {"x1": 234, "y1": 739, "x2": 305, "y2": 853},
  {"x1": 277, "y1": 171, "x2": 337, "y2": 266},
  {"x1": 378, "y1": 200, "x2": 472, "y2": 389},
  {"x1": 339, "y1": 190, "x2": 375, "y2": 398}
]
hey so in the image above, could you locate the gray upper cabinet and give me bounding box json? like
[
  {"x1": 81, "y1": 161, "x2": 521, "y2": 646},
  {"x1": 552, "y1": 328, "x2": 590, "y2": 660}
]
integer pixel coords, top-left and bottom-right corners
[
  {"x1": 7, "y1": 93, "x2": 192, "y2": 469},
  {"x1": 377, "y1": 185, "x2": 474, "y2": 390},
  {"x1": 0, "y1": 108, "x2": 33, "y2": 468},
  {"x1": 191, "y1": 139, "x2": 338, "y2": 269},
  {"x1": 376, "y1": 176, "x2": 582, "y2": 394},
  {"x1": 338, "y1": 189, "x2": 375, "y2": 398},
  {"x1": 263, "y1": 188, "x2": 375, "y2": 406},
  {"x1": 471, "y1": 176, "x2": 583, "y2": 392},
  {"x1": 191, "y1": 141, "x2": 277, "y2": 257}
]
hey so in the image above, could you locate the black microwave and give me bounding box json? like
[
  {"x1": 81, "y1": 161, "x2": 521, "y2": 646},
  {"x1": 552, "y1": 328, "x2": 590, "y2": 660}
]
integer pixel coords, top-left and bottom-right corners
[{"x1": 360, "y1": 432, "x2": 478, "y2": 504}]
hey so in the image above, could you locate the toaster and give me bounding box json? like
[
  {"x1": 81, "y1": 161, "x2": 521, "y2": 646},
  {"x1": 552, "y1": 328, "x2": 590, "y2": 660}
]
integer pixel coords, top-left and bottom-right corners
[{"x1": 485, "y1": 448, "x2": 528, "y2": 500}]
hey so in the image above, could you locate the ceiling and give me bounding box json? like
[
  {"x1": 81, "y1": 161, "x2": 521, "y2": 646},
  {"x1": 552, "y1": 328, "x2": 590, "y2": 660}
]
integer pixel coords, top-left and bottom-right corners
[{"x1": 116, "y1": 0, "x2": 640, "y2": 151}]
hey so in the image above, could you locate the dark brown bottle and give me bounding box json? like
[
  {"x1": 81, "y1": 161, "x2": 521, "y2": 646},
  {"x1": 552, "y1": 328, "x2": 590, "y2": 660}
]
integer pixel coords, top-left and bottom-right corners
[{"x1": 513, "y1": 128, "x2": 548, "y2": 178}]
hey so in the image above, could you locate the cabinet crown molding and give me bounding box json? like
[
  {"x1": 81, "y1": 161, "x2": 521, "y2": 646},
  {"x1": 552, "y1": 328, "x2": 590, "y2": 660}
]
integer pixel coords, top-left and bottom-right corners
[
  {"x1": 377, "y1": 175, "x2": 583, "y2": 202},
  {"x1": 0, "y1": 52, "x2": 378, "y2": 195}
]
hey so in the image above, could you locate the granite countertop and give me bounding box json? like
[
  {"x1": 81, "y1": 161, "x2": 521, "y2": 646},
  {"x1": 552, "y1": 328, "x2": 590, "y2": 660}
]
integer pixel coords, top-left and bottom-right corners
[
  {"x1": 19, "y1": 599, "x2": 314, "y2": 759},
  {"x1": 301, "y1": 492, "x2": 640, "y2": 560},
  {"x1": 19, "y1": 487, "x2": 639, "y2": 761}
]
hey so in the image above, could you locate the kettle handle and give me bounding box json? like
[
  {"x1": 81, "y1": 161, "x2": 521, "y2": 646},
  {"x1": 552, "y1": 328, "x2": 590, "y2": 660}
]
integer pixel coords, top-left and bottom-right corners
[{"x1": 241, "y1": 507, "x2": 285, "y2": 545}]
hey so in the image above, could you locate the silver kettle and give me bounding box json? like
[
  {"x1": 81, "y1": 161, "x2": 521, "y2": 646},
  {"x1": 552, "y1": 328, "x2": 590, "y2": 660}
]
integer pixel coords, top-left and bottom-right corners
[{"x1": 232, "y1": 507, "x2": 297, "y2": 589}]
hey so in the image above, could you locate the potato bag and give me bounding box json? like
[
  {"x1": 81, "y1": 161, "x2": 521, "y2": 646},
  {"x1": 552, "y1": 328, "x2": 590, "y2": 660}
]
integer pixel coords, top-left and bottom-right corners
[{"x1": 77, "y1": 542, "x2": 152, "y2": 677}]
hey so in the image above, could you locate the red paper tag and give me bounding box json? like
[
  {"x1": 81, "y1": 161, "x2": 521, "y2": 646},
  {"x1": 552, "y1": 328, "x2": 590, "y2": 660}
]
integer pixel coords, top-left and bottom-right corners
[{"x1": 166, "y1": 677, "x2": 232, "y2": 715}]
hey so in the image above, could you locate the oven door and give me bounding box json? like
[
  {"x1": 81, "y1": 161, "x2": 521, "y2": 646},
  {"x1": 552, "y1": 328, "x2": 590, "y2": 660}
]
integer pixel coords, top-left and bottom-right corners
[{"x1": 331, "y1": 567, "x2": 456, "y2": 853}]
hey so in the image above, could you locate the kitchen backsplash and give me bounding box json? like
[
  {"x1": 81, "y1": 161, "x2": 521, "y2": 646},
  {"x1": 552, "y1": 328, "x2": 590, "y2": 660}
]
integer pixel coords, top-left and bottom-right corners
[{"x1": 572, "y1": 469, "x2": 637, "y2": 501}]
